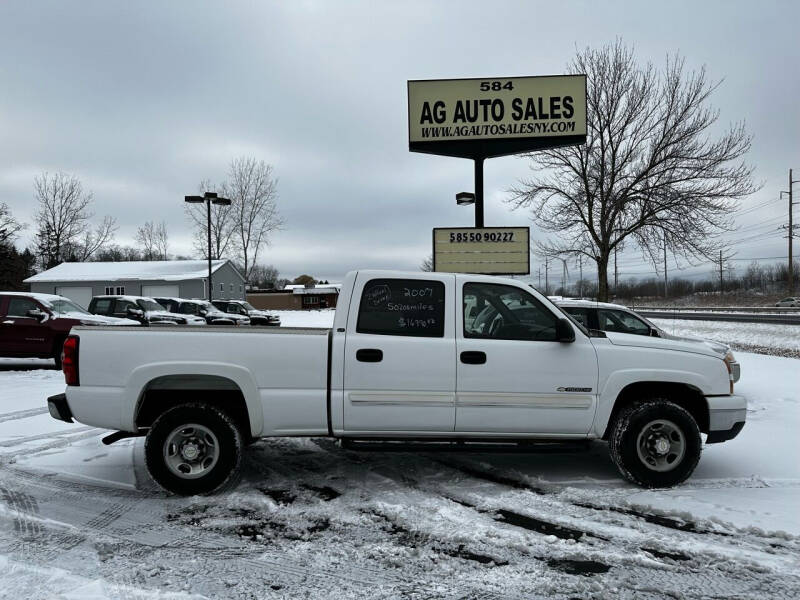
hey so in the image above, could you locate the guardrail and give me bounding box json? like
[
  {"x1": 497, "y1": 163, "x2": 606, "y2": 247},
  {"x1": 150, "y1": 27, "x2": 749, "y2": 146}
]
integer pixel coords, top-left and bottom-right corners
[{"x1": 634, "y1": 308, "x2": 800, "y2": 325}]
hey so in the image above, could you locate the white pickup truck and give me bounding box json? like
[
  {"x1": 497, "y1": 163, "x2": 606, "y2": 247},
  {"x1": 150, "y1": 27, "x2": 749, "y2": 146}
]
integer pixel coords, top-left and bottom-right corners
[{"x1": 48, "y1": 270, "x2": 746, "y2": 495}]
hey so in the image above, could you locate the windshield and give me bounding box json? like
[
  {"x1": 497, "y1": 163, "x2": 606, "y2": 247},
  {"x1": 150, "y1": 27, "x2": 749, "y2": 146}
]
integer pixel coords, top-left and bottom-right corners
[
  {"x1": 138, "y1": 299, "x2": 166, "y2": 312},
  {"x1": 528, "y1": 285, "x2": 591, "y2": 336},
  {"x1": 48, "y1": 298, "x2": 90, "y2": 315},
  {"x1": 241, "y1": 302, "x2": 256, "y2": 311}
]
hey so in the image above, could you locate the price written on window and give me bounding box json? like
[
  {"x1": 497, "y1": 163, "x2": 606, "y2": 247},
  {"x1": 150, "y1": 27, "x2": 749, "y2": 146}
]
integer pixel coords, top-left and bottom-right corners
[{"x1": 398, "y1": 317, "x2": 438, "y2": 329}]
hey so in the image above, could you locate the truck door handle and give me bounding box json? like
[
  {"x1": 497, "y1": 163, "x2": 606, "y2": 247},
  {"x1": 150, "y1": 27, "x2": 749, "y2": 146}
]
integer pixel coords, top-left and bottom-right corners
[
  {"x1": 460, "y1": 351, "x2": 486, "y2": 365},
  {"x1": 356, "y1": 348, "x2": 383, "y2": 362}
]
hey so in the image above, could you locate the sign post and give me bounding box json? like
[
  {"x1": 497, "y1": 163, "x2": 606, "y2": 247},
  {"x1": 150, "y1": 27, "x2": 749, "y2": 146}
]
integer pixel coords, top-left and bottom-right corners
[{"x1": 408, "y1": 74, "x2": 587, "y2": 230}]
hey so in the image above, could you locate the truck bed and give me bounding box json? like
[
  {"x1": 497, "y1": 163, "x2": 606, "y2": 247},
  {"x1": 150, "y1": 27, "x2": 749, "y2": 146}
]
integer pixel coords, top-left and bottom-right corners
[{"x1": 68, "y1": 325, "x2": 332, "y2": 436}]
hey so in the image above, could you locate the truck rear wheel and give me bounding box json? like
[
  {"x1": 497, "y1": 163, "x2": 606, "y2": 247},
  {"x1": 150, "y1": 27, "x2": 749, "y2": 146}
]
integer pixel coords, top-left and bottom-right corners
[
  {"x1": 144, "y1": 403, "x2": 243, "y2": 495},
  {"x1": 609, "y1": 399, "x2": 701, "y2": 488}
]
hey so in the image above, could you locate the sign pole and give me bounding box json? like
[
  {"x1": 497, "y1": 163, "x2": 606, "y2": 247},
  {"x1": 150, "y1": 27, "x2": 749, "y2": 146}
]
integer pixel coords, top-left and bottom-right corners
[{"x1": 474, "y1": 157, "x2": 484, "y2": 228}]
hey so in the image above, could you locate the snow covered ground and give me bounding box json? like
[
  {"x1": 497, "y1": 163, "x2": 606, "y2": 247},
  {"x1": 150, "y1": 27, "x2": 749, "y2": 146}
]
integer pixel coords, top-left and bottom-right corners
[
  {"x1": 0, "y1": 315, "x2": 798, "y2": 598},
  {"x1": 651, "y1": 318, "x2": 800, "y2": 357}
]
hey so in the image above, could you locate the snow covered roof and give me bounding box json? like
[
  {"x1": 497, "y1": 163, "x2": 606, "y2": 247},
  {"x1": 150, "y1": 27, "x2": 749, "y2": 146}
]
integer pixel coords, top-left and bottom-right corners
[
  {"x1": 292, "y1": 285, "x2": 341, "y2": 295},
  {"x1": 25, "y1": 260, "x2": 240, "y2": 283},
  {"x1": 555, "y1": 298, "x2": 629, "y2": 310},
  {"x1": 0, "y1": 291, "x2": 66, "y2": 302}
]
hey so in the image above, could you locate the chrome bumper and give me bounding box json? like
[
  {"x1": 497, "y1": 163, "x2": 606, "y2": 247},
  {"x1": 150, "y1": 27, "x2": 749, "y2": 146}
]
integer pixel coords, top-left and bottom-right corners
[{"x1": 706, "y1": 394, "x2": 746, "y2": 443}]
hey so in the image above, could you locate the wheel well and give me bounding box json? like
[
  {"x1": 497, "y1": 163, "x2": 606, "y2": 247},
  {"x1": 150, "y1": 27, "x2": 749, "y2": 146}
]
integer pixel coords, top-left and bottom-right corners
[
  {"x1": 135, "y1": 375, "x2": 251, "y2": 436},
  {"x1": 602, "y1": 382, "x2": 709, "y2": 439}
]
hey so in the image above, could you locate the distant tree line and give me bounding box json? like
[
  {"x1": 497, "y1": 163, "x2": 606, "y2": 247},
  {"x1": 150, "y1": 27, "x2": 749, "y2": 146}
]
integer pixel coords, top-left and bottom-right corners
[{"x1": 549, "y1": 260, "x2": 799, "y2": 301}]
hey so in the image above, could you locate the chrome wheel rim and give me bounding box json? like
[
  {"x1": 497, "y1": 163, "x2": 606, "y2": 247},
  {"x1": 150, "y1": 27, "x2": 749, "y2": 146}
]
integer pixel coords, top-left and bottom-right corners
[
  {"x1": 635, "y1": 419, "x2": 686, "y2": 472},
  {"x1": 163, "y1": 424, "x2": 219, "y2": 479}
]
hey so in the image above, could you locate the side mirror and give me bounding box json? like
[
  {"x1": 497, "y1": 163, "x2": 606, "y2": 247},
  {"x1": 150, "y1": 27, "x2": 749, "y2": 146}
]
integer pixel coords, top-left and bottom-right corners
[
  {"x1": 650, "y1": 328, "x2": 660, "y2": 337},
  {"x1": 199, "y1": 308, "x2": 208, "y2": 316},
  {"x1": 126, "y1": 306, "x2": 145, "y2": 319},
  {"x1": 556, "y1": 317, "x2": 575, "y2": 343},
  {"x1": 26, "y1": 308, "x2": 48, "y2": 322}
]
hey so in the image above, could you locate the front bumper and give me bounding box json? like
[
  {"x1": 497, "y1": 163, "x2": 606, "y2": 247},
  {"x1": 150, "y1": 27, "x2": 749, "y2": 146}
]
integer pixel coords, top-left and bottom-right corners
[
  {"x1": 730, "y1": 361, "x2": 741, "y2": 383},
  {"x1": 47, "y1": 393, "x2": 73, "y2": 423},
  {"x1": 706, "y1": 394, "x2": 746, "y2": 444}
]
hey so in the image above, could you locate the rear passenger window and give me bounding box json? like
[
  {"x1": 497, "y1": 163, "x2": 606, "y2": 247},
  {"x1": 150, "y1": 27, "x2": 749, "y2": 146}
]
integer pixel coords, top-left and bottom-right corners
[{"x1": 357, "y1": 278, "x2": 445, "y2": 337}]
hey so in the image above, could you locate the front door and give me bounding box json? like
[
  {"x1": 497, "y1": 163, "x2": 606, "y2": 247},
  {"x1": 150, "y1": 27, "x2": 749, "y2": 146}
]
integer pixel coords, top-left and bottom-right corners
[
  {"x1": 455, "y1": 278, "x2": 598, "y2": 435},
  {"x1": 343, "y1": 273, "x2": 456, "y2": 433},
  {"x1": 1, "y1": 297, "x2": 52, "y2": 355}
]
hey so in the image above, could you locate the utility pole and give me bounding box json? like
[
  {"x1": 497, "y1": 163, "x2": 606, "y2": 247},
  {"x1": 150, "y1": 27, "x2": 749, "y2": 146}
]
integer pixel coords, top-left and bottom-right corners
[
  {"x1": 719, "y1": 249, "x2": 723, "y2": 295},
  {"x1": 614, "y1": 247, "x2": 618, "y2": 296},
  {"x1": 578, "y1": 256, "x2": 583, "y2": 298},
  {"x1": 545, "y1": 257, "x2": 549, "y2": 295},
  {"x1": 781, "y1": 168, "x2": 799, "y2": 294},
  {"x1": 538, "y1": 266, "x2": 542, "y2": 289},
  {"x1": 664, "y1": 232, "x2": 668, "y2": 299}
]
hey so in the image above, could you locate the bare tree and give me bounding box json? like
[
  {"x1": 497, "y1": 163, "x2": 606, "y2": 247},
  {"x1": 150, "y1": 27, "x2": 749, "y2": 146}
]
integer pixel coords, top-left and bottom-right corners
[
  {"x1": 226, "y1": 157, "x2": 283, "y2": 281},
  {"x1": 509, "y1": 41, "x2": 759, "y2": 301},
  {"x1": 0, "y1": 202, "x2": 25, "y2": 245},
  {"x1": 420, "y1": 255, "x2": 434, "y2": 272},
  {"x1": 248, "y1": 263, "x2": 280, "y2": 288},
  {"x1": 34, "y1": 172, "x2": 117, "y2": 268},
  {"x1": 184, "y1": 179, "x2": 236, "y2": 260},
  {"x1": 135, "y1": 220, "x2": 169, "y2": 260}
]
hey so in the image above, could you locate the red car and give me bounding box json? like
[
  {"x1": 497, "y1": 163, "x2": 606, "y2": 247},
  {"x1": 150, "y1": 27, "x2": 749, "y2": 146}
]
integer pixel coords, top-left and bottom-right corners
[{"x1": 0, "y1": 292, "x2": 138, "y2": 367}]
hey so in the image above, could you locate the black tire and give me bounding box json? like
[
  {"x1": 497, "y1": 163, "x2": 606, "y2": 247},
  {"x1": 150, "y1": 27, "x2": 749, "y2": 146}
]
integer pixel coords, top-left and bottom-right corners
[
  {"x1": 609, "y1": 399, "x2": 701, "y2": 488},
  {"x1": 144, "y1": 403, "x2": 243, "y2": 495}
]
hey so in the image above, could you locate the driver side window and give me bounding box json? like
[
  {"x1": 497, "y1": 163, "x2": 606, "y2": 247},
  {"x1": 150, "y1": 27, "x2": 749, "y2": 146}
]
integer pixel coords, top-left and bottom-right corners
[{"x1": 463, "y1": 282, "x2": 557, "y2": 341}]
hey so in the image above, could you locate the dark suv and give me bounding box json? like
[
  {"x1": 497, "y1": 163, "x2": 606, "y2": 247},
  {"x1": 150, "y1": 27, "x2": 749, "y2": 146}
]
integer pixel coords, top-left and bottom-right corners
[
  {"x1": 211, "y1": 299, "x2": 280, "y2": 326},
  {"x1": 0, "y1": 292, "x2": 137, "y2": 367}
]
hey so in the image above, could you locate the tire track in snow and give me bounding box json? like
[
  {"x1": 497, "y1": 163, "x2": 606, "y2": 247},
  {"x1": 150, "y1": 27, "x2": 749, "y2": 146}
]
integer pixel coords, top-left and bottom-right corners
[{"x1": 0, "y1": 407, "x2": 49, "y2": 423}]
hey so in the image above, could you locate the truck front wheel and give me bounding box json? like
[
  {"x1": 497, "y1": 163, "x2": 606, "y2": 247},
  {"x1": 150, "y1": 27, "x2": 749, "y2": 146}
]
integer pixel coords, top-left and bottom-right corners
[
  {"x1": 144, "y1": 403, "x2": 243, "y2": 495},
  {"x1": 609, "y1": 399, "x2": 701, "y2": 488}
]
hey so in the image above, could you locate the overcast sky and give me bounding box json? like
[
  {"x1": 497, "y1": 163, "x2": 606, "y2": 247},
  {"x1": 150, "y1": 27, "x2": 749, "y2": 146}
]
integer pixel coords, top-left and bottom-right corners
[{"x1": 1, "y1": 0, "x2": 797, "y2": 284}]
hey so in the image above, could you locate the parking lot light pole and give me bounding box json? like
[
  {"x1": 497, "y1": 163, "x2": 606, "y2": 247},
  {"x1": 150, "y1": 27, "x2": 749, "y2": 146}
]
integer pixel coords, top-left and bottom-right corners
[{"x1": 184, "y1": 192, "x2": 231, "y2": 300}]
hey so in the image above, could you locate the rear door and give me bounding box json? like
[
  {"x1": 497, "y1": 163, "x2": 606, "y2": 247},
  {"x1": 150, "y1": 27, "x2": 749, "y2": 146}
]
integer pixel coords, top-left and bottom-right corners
[{"x1": 342, "y1": 274, "x2": 456, "y2": 433}]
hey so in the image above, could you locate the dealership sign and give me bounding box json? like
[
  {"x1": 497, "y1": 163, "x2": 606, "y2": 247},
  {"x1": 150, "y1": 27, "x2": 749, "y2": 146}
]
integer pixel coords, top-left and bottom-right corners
[
  {"x1": 408, "y1": 75, "x2": 587, "y2": 159},
  {"x1": 433, "y1": 227, "x2": 530, "y2": 275}
]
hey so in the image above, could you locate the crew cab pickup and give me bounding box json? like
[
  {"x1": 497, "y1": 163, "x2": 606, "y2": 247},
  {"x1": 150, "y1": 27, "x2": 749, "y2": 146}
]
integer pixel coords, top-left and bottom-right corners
[{"x1": 47, "y1": 271, "x2": 746, "y2": 495}]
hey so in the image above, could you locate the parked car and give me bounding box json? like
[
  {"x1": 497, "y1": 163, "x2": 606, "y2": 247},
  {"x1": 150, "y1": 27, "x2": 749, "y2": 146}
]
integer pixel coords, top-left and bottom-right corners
[
  {"x1": 774, "y1": 297, "x2": 800, "y2": 307},
  {"x1": 0, "y1": 292, "x2": 137, "y2": 367},
  {"x1": 555, "y1": 299, "x2": 740, "y2": 383},
  {"x1": 48, "y1": 270, "x2": 745, "y2": 495},
  {"x1": 152, "y1": 297, "x2": 248, "y2": 326},
  {"x1": 87, "y1": 295, "x2": 202, "y2": 326},
  {"x1": 211, "y1": 299, "x2": 280, "y2": 326}
]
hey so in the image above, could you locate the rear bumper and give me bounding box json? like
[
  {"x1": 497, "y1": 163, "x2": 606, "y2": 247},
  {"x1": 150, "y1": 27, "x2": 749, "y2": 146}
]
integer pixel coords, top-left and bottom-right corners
[
  {"x1": 706, "y1": 394, "x2": 746, "y2": 444},
  {"x1": 47, "y1": 393, "x2": 73, "y2": 423}
]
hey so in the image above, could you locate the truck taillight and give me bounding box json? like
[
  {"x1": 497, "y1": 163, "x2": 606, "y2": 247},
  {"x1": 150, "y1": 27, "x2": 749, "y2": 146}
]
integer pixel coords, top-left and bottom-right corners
[{"x1": 62, "y1": 335, "x2": 80, "y2": 386}]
